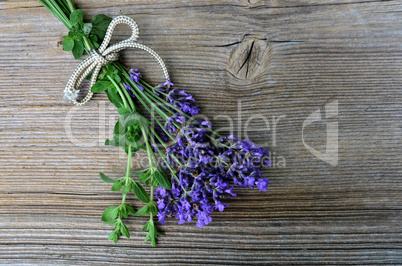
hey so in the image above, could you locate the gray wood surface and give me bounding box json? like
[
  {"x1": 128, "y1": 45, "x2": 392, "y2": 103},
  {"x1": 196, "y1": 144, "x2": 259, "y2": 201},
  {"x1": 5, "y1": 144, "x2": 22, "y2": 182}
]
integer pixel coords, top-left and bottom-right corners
[{"x1": 0, "y1": 0, "x2": 401, "y2": 264}]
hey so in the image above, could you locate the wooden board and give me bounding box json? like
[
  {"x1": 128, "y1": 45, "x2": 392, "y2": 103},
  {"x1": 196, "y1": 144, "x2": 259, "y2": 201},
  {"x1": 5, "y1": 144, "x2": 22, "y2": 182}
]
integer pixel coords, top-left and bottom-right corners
[{"x1": 0, "y1": 0, "x2": 401, "y2": 264}]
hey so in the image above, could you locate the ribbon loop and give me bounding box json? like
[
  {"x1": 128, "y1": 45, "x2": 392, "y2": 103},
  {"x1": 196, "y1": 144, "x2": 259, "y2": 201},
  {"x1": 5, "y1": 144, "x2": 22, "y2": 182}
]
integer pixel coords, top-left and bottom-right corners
[{"x1": 64, "y1": 15, "x2": 169, "y2": 106}]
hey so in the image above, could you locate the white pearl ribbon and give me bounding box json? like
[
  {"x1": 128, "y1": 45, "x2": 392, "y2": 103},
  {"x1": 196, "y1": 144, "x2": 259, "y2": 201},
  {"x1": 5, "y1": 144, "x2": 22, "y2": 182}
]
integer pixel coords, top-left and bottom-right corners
[{"x1": 64, "y1": 15, "x2": 170, "y2": 106}]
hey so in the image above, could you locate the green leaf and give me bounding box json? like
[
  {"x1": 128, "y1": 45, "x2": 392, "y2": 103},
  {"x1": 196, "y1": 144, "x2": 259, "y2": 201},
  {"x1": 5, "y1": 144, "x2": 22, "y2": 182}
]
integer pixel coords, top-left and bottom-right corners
[
  {"x1": 138, "y1": 171, "x2": 151, "y2": 182},
  {"x1": 105, "y1": 63, "x2": 115, "y2": 76},
  {"x1": 101, "y1": 206, "x2": 118, "y2": 222},
  {"x1": 108, "y1": 230, "x2": 117, "y2": 240},
  {"x1": 122, "y1": 182, "x2": 132, "y2": 195},
  {"x1": 132, "y1": 182, "x2": 150, "y2": 203},
  {"x1": 144, "y1": 234, "x2": 150, "y2": 243},
  {"x1": 105, "y1": 88, "x2": 124, "y2": 108},
  {"x1": 83, "y1": 23, "x2": 93, "y2": 35},
  {"x1": 90, "y1": 34, "x2": 100, "y2": 49},
  {"x1": 150, "y1": 203, "x2": 158, "y2": 215},
  {"x1": 130, "y1": 169, "x2": 148, "y2": 176},
  {"x1": 68, "y1": 31, "x2": 80, "y2": 39},
  {"x1": 119, "y1": 204, "x2": 128, "y2": 219},
  {"x1": 99, "y1": 172, "x2": 119, "y2": 183},
  {"x1": 72, "y1": 39, "x2": 84, "y2": 59},
  {"x1": 91, "y1": 14, "x2": 113, "y2": 40},
  {"x1": 151, "y1": 236, "x2": 156, "y2": 247},
  {"x1": 105, "y1": 135, "x2": 130, "y2": 149},
  {"x1": 141, "y1": 221, "x2": 151, "y2": 232},
  {"x1": 105, "y1": 138, "x2": 117, "y2": 147},
  {"x1": 113, "y1": 73, "x2": 121, "y2": 83},
  {"x1": 120, "y1": 223, "x2": 130, "y2": 238},
  {"x1": 154, "y1": 170, "x2": 171, "y2": 190},
  {"x1": 108, "y1": 229, "x2": 120, "y2": 243},
  {"x1": 126, "y1": 204, "x2": 136, "y2": 215},
  {"x1": 70, "y1": 9, "x2": 84, "y2": 27},
  {"x1": 111, "y1": 181, "x2": 124, "y2": 191},
  {"x1": 142, "y1": 219, "x2": 158, "y2": 247},
  {"x1": 112, "y1": 234, "x2": 119, "y2": 243},
  {"x1": 62, "y1": 36, "x2": 74, "y2": 51},
  {"x1": 119, "y1": 111, "x2": 147, "y2": 130},
  {"x1": 105, "y1": 134, "x2": 135, "y2": 150},
  {"x1": 91, "y1": 80, "x2": 113, "y2": 93},
  {"x1": 105, "y1": 112, "x2": 145, "y2": 150},
  {"x1": 117, "y1": 107, "x2": 131, "y2": 115},
  {"x1": 133, "y1": 205, "x2": 149, "y2": 216}
]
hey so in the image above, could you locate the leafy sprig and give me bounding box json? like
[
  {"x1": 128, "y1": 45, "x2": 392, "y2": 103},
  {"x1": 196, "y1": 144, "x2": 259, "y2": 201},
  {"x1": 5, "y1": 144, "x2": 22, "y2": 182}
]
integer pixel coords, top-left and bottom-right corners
[
  {"x1": 39, "y1": 0, "x2": 173, "y2": 246},
  {"x1": 38, "y1": 1, "x2": 112, "y2": 59},
  {"x1": 99, "y1": 159, "x2": 170, "y2": 245},
  {"x1": 92, "y1": 61, "x2": 171, "y2": 245},
  {"x1": 102, "y1": 203, "x2": 135, "y2": 243},
  {"x1": 62, "y1": 10, "x2": 112, "y2": 58}
]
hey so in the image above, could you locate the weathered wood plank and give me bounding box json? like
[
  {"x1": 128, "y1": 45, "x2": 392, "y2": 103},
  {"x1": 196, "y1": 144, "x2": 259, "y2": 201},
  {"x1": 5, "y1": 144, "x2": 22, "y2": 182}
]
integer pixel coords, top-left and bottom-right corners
[{"x1": 0, "y1": 0, "x2": 401, "y2": 264}]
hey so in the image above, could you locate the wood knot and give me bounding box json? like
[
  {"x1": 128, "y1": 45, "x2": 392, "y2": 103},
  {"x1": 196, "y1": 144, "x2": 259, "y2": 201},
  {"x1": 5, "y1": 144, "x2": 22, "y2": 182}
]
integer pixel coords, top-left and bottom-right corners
[{"x1": 227, "y1": 38, "x2": 271, "y2": 80}]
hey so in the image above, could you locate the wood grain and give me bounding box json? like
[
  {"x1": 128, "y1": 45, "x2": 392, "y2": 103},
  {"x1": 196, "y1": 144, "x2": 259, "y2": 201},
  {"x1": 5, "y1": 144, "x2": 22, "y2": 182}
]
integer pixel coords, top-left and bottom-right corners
[{"x1": 0, "y1": 0, "x2": 401, "y2": 264}]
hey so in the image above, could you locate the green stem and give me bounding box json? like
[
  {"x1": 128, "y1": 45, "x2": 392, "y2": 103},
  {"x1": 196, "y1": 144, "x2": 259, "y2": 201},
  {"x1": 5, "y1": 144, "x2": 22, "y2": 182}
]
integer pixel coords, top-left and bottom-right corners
[
  {"x1": 82, "y1": 35, "x2": 95, "y2": 51},
  {"x1": 47, "y1": 0, "x2": 72, "y2": 29},
  {"x1": 121, "y1": 192, "x2": 127, "y2": 205},
  {"x1": 108, "y1": 75, "x2": 129, "y2": 109},
  {"x1": 65, "y1": 0, "x2": 75, "y2": 12},
  {"x1": 126, "y1": 144, "x2": 133, "y2": 178},
  {"x1": 123, "y1": 77, "x2": 175, "y2": 142},
  {"x1": 131, "y1": 83, "x2": 169, "y2": 120},
  {"x1": 149, "y1": 136, "x2": 188, "y2": 193},
  {"x1": 148, "y1": 126, "x2": 168, "y2": 149},
  {"x1": 121, "y1": 144, "x2": 132, "y2": 205},
  {"x1": 141, "y1": 126, "x2": 154, "y2": 203},
  {"x1": 123, "y1": 75, "x2": 169, "y2": 120},
  {"x1": 38, "y1": 0, "x2": 72, "y2": 30},
  {"x1": 149, "y1": 137, "x2": 175, "y2": 175},
  {"x1": 139, "y1": 80, "x2": 160, "y2": 92},
  {"x1": 118, "y1": 83, "x2": 136, "y2": 111},
  {"x1": 149, "y1": 92, "x2": 191, "y2": 119},
  {"x1": 54, "y1": 0, "x2": 70, "y2": 16},
  {"x1": 114, "y1": 63, "x2": 171, "y2": 124}
]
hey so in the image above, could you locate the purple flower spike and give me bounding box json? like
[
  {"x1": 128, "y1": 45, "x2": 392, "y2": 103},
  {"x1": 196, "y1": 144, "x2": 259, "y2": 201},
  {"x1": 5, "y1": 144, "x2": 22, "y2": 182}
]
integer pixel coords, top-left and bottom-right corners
[
  {"x1": 256, "y1": 178, "x2": 269, "y2": 192},
  {"x1": 129, "y1": 68, "x2": 142, "y2": 83},
  {"x1": 214, "y1": 201, "x2": 229, "y2": 212},
  {"x1": 155, "y1": 115, "x2": 270, "y2": 227},
  {"x1": 121, "y1": 70, "x2": 270, "y2": 228},
  {"x1": 123, "y1": 82, "x2": 135, "y2": 98}
]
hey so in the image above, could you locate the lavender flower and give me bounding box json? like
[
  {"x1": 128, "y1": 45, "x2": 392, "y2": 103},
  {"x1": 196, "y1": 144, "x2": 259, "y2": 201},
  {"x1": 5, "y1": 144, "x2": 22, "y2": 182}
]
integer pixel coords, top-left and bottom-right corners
[
  {"x1": 128, "y1": 68, "x2": 141, "y2": 83},
  {"x1": 164, "y1": 79, "x2": 174, "y2": 88},
  {"x1": 124, "y1": 66, "x2": 269, "y2": 230},
  {"x1": 123, "y1": 82, "x2": 135, "y2": 98},
  {"x1": 156, "y1": 117, "x2": 270, "y2": 227},
  {"x1": 154, "y1": 124, "x2": 169, "y2": 143},
  {"x1": 125, "y1": 69, "x2": 270, "y2": 227}
]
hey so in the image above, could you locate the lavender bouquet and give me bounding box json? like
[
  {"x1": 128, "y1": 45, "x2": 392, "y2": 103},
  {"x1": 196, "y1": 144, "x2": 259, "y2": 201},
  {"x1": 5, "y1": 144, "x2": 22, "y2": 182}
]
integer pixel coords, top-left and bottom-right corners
[{"x1": 38, "y1": 0, "x2": 270, "y2": 246}]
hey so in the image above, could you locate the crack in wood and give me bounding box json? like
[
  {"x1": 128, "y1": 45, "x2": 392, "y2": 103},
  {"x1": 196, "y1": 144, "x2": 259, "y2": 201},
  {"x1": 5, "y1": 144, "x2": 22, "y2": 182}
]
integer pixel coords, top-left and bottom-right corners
[
  {"x1": 237, "y1": 40, "x2": 255, "y2": 79},
  {"x1": 227, "y1": 38, "x2": 272, "y2": 80}
]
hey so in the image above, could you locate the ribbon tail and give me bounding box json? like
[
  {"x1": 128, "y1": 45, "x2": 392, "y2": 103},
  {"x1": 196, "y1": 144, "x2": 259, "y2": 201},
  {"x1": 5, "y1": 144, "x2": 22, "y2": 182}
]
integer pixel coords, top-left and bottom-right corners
[
  {"x1": 71, "y1": 61, "x2": 98, "y2": 106},
  {"x1": 65, "y1": 56, "x2": 95, "y2": 91}
]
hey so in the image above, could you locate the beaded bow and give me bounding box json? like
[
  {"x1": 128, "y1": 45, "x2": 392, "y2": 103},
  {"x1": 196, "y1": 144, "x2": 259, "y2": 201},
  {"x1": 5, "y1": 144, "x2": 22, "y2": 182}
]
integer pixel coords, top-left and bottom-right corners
[{"x1": 63, "y1": 15, "x2": 170, "y2": 106}]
